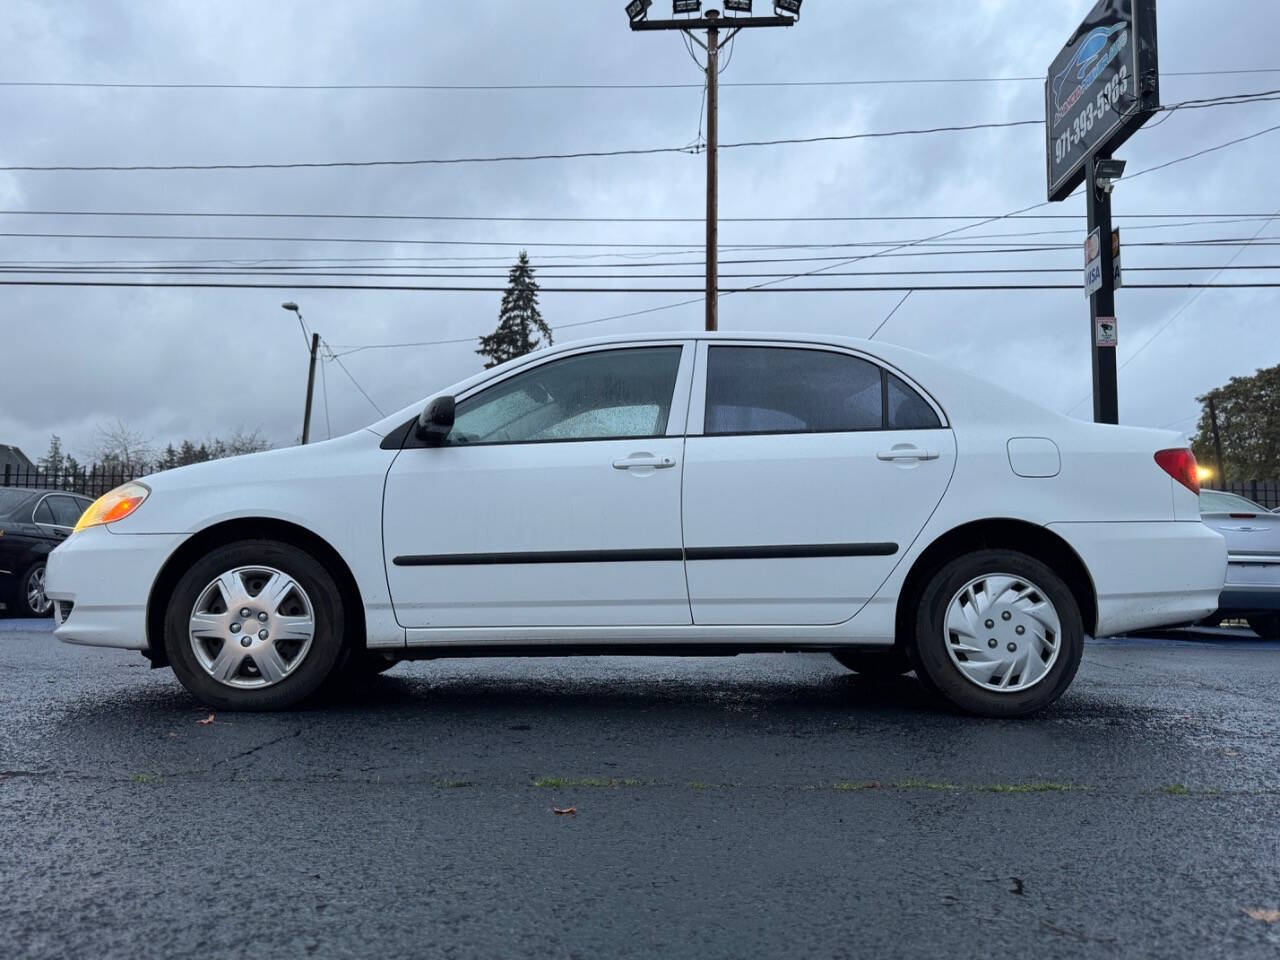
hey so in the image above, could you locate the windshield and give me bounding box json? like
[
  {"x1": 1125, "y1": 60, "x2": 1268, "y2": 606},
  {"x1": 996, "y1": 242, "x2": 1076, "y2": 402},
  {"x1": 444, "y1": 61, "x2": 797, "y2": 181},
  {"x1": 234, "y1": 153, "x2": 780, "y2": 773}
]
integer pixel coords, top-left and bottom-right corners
[{"x1": 1200, "y1": 490, "x2": 1266, "y2": 514}]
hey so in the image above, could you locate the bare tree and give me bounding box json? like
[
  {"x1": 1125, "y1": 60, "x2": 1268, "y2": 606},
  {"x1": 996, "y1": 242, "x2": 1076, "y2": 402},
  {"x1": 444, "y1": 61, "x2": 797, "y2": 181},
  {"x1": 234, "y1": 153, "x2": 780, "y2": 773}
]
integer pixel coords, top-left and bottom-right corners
[{"x1": 91, "y1": 420, "x2": 154, "y2": 469}]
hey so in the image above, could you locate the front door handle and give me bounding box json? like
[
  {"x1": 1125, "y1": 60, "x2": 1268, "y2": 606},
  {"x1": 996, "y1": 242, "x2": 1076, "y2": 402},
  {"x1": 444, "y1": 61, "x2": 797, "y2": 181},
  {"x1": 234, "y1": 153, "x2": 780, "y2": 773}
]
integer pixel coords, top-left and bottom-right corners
[
  {"x1": 877, "y1": 446, "x2": 939, "y2": 462},
  {"x1": 613, "y1": 454, "x2": 676, "y2": 471}
]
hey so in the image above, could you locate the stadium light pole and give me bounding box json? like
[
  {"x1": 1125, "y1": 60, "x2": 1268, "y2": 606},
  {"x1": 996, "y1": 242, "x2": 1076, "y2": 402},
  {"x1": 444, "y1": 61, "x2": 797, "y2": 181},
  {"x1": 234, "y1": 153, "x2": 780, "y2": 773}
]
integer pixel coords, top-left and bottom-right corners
[
  {"x1": 628, "y1": 1, "x2": 801, "y2": 331},
  {"x1": 282, "y1": 301, "x2": 321, "y2": 445}
]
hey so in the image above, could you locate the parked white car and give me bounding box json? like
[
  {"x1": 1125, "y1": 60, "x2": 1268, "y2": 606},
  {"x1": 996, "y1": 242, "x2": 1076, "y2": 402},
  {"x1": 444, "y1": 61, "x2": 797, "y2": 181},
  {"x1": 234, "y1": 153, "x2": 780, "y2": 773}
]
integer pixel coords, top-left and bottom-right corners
[{"x1": 46, "y1": 333, "x2": 1226, "y2": 716}]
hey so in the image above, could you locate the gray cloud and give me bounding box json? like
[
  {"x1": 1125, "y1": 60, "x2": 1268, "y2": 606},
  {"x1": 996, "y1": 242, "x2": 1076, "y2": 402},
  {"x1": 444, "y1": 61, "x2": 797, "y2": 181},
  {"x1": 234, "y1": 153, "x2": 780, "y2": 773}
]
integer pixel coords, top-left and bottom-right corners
[{"x1": 1, "y1": 0, "x2": 1277, "y2": 463}]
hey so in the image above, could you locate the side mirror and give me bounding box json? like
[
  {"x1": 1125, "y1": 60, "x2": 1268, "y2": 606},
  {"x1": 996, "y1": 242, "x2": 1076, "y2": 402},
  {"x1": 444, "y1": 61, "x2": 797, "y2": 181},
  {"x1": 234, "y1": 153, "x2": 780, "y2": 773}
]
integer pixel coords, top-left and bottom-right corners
[{"x1": 415, "y1": 395, "x2": 456, "y2": 444}]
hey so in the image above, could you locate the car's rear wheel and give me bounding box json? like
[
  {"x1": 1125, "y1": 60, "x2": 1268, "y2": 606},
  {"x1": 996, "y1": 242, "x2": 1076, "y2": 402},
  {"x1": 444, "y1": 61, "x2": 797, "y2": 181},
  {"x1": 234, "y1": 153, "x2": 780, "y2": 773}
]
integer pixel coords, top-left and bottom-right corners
[
  {"x1": 18, "y1": 561, "x2": 53, "y2": 618},
  {"x1": 907, "y1": 549, "x2": 1084, "y2": 717},
  {"x1": 1247, "y1": 615, "x2": 1280, "y2": 640},
  {"x1": 164, "y1": 540, "x2": 347, "y2": 711},
  {"x1": 832, "y1": 649, "x2": 912, "y2": 678}
]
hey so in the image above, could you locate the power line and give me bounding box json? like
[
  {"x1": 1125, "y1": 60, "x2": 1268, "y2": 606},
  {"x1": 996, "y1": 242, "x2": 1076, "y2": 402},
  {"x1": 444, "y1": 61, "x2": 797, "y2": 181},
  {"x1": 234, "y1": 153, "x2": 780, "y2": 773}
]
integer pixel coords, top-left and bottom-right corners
[
  {"x1": 3, "y1": 208, "x2": 1275, "y2": 224},
  {"x1": 0, "y1": 120, "x2": 1042, "y2": 173},
  {"x1": 7, "y1": 264, "x2": 1280, "y2": 281},
  {"x1": 1, "y1": 279, "x2": 1275, "y2": 293},
  {"x1": 868, "y1": 291, "x2": 912, "y2": 340},
  {"x1": 1, "y1": 68, "x2": 1276, "y2": 92},
  {"x1": 4, "y1": 87, "x2": 1276, "y2": 174},
  {"x1": 4, "y1": 230, "x2": 1278, "y2": 251},
  {"x1": 326, "y1": 349, "x2": 385, "y2": 416}
]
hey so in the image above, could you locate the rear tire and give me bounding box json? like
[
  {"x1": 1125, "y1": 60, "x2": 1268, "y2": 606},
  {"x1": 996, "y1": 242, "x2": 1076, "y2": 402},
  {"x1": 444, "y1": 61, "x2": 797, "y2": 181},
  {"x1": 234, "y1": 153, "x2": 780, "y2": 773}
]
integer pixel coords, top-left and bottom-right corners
[
  {"x1": 907, "y1": 549, "x2": 1084, "y2": 718},
  {"x1": 164, "y1": 540, "x2": 347, "y2": 711},
  {"x1": 1247, "y1": 615, "x2": 1280, "y2": 640},
  {"x1": 832, "y1": 649, "x2": 912, "y2": 678}
]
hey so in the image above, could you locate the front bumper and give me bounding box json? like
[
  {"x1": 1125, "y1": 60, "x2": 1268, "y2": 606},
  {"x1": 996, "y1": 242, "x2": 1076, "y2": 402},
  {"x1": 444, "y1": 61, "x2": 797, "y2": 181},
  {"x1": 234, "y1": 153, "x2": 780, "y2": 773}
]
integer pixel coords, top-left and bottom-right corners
[
  {"x1": 1047, "y1": 520, "x2": 1227, "y2": 636},
  {"x1": 45, "y1": 527, "x2": 188, "y2": 651}
]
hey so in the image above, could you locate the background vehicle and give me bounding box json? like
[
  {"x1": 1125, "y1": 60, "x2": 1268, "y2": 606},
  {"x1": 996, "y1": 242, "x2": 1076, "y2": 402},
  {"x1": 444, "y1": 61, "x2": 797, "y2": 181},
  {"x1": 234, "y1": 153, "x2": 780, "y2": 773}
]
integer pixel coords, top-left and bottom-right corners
[
  {"x1": 46, "y1": 334, "x2": 1226, "y2": 717},
  {"x1": 0, "y1": 488, "x2": 92, "y2": 617},
  {"x1": 1199, "y1": 489, "x2": 1280, "y2": 638}
]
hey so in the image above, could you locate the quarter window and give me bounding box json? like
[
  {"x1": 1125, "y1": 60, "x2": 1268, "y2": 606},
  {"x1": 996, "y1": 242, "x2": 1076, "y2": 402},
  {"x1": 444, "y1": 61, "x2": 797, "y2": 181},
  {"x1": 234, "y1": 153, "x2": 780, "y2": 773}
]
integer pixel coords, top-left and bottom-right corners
[
  {"x1": 447, "y1": 346, "x2": 683, "y2": 445},
  {"x1": 48, "y1": 495, "x2": 88, "y2": 528},
  {"x1": 887, "y1": 374, "x2": 941, "y2": 430}
]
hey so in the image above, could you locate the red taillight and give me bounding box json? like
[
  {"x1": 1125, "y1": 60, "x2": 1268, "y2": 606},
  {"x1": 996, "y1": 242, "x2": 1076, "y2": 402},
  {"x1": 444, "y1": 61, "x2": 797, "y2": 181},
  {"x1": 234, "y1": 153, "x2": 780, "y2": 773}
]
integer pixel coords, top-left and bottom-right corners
[{"x1": 1155, "y1": 448, "x2": 1200, "y2": 495}]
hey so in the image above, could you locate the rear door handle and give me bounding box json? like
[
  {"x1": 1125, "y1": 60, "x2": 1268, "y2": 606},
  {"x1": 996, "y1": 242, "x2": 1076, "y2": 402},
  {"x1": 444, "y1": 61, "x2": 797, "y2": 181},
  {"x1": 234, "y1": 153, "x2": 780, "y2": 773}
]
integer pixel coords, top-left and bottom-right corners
[
  {"x1": 877, "y1": 446, "x2": 939, "y2": 462},
  {"x1": 613, "y1": 454, "x2": 676, "y2": 470}
]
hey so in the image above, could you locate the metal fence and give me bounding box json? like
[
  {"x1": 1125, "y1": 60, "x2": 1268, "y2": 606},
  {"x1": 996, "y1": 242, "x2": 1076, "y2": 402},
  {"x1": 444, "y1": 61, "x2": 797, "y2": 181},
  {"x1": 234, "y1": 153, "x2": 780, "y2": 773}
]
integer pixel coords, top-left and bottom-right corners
[
  {"x1": 1, "y1": 465, "x2": 145, "y2": 499},
  {"x1": 1225, "y1": 481, "x2": 1280, "y2": 510}
]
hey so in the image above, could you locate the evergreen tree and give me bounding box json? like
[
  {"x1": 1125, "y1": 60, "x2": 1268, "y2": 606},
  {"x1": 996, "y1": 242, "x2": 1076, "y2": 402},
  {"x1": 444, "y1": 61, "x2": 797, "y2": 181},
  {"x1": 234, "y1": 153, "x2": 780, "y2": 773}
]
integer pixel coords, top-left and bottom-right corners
[
  {"x1": 476, "y1": 251, "x2": 552, "y2": 369},
  {"x1": 39, "y1": 435, "x2": 66, "y2": 476}
]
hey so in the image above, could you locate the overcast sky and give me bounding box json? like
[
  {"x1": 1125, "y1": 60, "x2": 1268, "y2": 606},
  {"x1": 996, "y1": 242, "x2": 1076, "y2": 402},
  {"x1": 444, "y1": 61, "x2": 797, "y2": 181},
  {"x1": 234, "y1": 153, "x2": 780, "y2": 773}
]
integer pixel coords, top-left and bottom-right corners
[{"x1": 1, "y1": 0, "x2": 1277, "y2": 464}]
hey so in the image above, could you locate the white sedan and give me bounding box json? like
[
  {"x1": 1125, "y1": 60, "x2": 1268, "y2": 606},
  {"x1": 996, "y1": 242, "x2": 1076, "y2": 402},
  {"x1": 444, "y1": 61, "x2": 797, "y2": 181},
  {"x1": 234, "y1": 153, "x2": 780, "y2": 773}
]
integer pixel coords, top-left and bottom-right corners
[{"x1": 46, "y1": 333, "x2": 1226, "y2": 717}]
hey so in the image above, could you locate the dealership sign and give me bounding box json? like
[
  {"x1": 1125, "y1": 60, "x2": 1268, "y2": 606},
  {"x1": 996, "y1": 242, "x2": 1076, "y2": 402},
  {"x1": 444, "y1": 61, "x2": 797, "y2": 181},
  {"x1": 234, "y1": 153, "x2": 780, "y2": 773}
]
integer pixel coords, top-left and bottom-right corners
[{"x1": 1046, "y1": 0, "x2": 1160, "y2": 201}]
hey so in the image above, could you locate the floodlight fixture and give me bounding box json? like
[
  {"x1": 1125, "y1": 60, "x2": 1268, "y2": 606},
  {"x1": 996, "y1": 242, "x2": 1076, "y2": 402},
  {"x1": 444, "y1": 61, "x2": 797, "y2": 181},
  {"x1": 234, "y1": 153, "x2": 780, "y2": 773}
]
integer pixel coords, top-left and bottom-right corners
[
  {"x1": 626, "y1": 0, "x2": 652, "y2": 21},
  {"x1": 1094, "y1": 158, "x2": 1127, "y2": 195},
  {"x1": 673, "y1": 0, "x2": 701, "y2": 13},
  {"x1": 774, "y1": 0, "x2": 802, "y2": 17},
  {"x1": 724, "y1": 0, "x2": 753, "y2": 11}
]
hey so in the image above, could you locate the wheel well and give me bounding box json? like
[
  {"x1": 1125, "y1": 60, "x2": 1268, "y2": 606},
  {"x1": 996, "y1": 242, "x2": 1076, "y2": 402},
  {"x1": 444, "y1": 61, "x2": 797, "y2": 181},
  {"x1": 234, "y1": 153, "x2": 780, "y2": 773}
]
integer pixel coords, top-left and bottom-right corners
[
  {"x1": 894, "y1": 519, "x2": 1098, "y2": 645},
  {"x1": 144, "y1": 518, "x2": 366, "y2": 668}
]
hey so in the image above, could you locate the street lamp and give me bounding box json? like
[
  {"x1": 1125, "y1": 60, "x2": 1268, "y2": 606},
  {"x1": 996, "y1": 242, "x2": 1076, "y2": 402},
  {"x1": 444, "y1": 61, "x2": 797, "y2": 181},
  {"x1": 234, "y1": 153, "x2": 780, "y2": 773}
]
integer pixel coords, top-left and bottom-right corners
[
  {"x1": 281, "y1": 302, "x2": 321, "y2": 446},
  {"x1": 673, "y1": 0, "x2": 701, "y2": 14},
  {"x1": 724, "y1": 0, "x2": 752, "y2": 11},
  {"x1": 775, "y1": 0, "x2": 802, "y2": 17}
]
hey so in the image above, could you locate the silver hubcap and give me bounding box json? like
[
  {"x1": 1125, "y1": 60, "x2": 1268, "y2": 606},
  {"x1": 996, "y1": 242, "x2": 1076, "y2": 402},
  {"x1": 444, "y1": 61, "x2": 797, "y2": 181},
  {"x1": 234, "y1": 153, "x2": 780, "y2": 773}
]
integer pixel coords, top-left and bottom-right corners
[
  {"x1": 27, "y1": 565, "x2": 51, "y2": 616},
  {"x1": 943, "y1": 574, "x2": 1062, "y2": 693},
  {"x1": 188, "y1": 566, "x2": 315, "y2": 689}
]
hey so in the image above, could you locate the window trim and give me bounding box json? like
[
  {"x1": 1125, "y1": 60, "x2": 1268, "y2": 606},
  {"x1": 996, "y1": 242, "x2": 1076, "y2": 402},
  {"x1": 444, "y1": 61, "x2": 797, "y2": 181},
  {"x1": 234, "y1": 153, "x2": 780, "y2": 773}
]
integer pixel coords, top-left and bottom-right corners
[
  {"x1": 688, "y1": 341, "x2": 948, "y2": 438},
  {"x1": 397, "y1": 341, "x2": 696, "y2": 450}
]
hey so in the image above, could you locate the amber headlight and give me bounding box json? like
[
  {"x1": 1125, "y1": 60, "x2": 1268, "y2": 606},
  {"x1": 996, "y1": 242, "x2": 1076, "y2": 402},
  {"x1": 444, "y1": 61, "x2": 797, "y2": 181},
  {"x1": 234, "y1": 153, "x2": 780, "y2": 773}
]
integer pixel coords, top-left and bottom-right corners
[{"x1": 74, "y1": 482, "x2": 151, "y2": 533}]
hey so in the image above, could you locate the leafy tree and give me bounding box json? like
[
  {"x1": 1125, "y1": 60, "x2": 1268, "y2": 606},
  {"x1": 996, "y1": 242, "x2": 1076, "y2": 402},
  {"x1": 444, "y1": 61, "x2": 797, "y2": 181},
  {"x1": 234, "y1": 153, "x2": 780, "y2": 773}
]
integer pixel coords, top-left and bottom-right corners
[
  {"x1": 1190, "y1": 363, "x2": 1280, "y2": 485},
  {"x1": 476, "y1": 250, "x2": 552, "y2": 369}
]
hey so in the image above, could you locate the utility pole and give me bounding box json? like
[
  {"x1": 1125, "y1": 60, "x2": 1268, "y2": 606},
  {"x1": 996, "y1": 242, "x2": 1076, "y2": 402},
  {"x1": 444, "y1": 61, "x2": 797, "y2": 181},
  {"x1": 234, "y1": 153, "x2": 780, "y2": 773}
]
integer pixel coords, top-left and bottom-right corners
[
  {"x1": 282, "y1": 301, "x2": 321, "y2": 445},
  {"x1": 302, "y1": 332, "x2": 320, "y2": 445},
  {"x1": 1207, "y1": 392, "x2": 1227, "y2": 488},
  {"x1": 1086, "y1": 152, "x2": 1120, "y2": 425},
  {"x1": 705, "y1": 12, "x2": 719, "y2": 332},
  {"x1": 628, "y1": 2, "x2": 801, "y2": 331}
]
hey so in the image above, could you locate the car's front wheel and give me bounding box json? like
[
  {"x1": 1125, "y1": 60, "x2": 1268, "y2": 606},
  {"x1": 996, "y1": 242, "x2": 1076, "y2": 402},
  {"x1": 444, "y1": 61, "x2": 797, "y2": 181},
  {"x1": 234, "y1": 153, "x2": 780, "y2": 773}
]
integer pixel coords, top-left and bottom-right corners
[
  {"x1": 907, "y1": 549, "x2": 1084, "y2": 717},
  {"x1": 164, "y1": 540, "x2": 347, "y2": 711}
]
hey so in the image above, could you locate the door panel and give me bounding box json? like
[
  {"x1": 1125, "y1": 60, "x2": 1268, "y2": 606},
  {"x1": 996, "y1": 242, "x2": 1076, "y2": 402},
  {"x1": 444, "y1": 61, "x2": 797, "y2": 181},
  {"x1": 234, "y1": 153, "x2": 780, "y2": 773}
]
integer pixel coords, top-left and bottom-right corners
[
  {"x1": 383, "y1": 343, "x2": 694, "y2": 629},
  {"x1": 681, "y1": 342, "x2": 954, "y2": 626}
]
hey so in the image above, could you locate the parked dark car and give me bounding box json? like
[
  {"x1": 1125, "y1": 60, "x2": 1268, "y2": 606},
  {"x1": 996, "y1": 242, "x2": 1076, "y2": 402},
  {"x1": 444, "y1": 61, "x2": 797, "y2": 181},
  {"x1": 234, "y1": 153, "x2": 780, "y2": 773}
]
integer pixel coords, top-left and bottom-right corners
[
  {"x1": 1200, "y1": 489, "x2": 1280, "y2": 638},
  {"x1": 0, "y1": 488, "x2": 92, "y2": 617}
]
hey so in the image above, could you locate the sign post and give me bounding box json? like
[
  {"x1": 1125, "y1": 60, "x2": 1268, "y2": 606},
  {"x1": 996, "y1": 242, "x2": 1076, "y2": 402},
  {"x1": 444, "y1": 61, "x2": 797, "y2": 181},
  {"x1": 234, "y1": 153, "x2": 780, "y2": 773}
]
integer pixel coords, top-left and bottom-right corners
[{"x1": 1046, "y1": 0, "x2": 1159, "y2": 424}]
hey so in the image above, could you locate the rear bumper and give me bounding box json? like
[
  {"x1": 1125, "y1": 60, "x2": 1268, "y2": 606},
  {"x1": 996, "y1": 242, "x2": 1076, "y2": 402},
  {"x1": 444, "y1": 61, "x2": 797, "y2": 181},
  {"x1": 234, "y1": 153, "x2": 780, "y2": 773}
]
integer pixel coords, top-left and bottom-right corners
[
  {"x1": 44, "y1": 527, "x2": 188, "y2": 651},
  {"x1": 1214, "y1": 554, "x2": 1280, "y2": 615},
  {"x1": 1047, "y1": 520, "x2": 1227, "y2": 636}
]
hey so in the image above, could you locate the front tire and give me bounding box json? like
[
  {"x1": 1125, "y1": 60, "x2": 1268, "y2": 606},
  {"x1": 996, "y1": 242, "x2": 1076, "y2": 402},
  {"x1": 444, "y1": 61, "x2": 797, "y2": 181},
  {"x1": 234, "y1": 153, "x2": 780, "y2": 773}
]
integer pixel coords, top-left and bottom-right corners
[
  {"x1": 164, "y1": 540, "x2": 347, "y2": 711},
  {"x1": 907, "y1": 550, "x2": 1084, "y2": 718}
]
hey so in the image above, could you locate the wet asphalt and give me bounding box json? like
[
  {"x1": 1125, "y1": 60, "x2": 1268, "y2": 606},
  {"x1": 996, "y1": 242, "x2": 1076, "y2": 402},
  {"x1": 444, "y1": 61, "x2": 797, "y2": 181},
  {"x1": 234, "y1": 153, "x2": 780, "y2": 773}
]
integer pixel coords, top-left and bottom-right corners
[{"x1": 1, "y1": 619, "x2": 1278, "y2": 960}]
